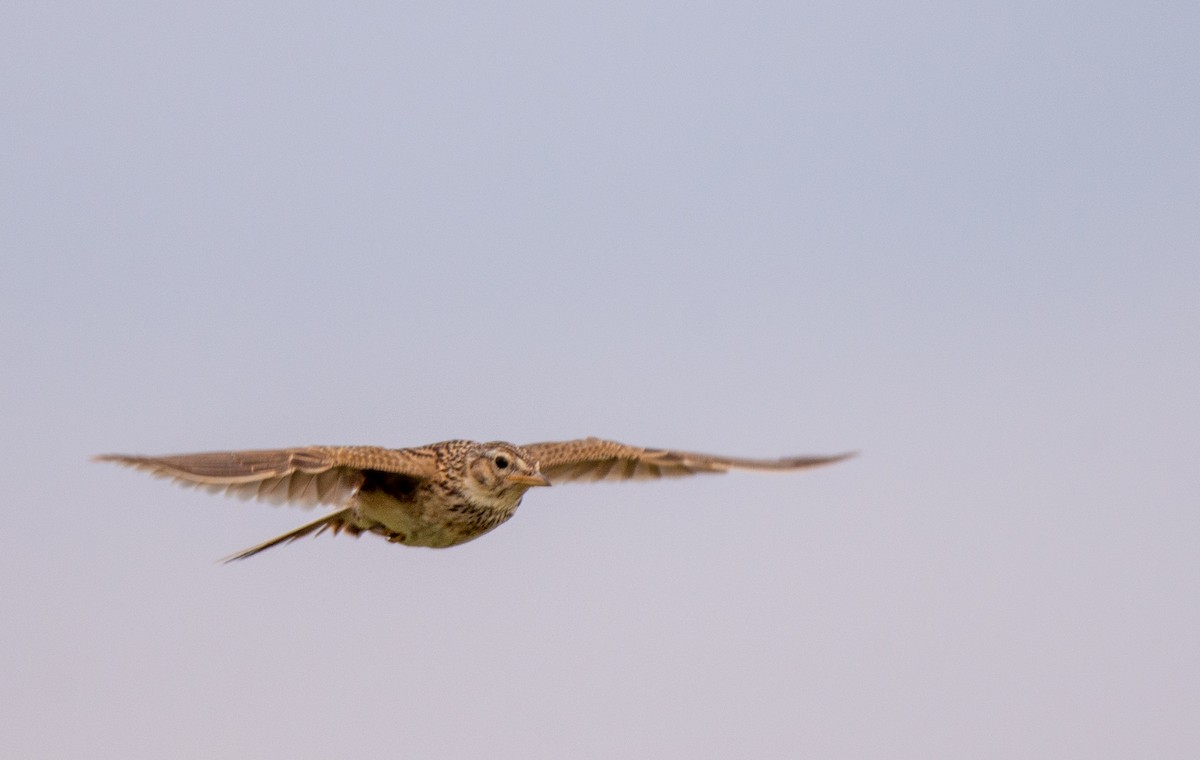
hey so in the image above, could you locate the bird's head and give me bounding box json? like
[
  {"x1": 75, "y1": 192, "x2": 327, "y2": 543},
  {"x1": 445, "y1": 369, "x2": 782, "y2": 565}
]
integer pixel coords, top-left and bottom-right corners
[{"x1": 463, "y1": 442, "x2": 550, "y2": 505}]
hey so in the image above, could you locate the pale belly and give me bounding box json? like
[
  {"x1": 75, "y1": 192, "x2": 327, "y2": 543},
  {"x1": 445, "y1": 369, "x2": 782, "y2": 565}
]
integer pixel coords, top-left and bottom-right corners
[{"x1": 352, "y1": 488, "x2": 520, "y2": 548}]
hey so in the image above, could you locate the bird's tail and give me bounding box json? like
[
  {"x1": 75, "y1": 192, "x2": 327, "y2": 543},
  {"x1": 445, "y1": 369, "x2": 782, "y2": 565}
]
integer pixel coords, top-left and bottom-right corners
[{"x1": 221, "y1": 507, "x2": 359, "y2": 562}]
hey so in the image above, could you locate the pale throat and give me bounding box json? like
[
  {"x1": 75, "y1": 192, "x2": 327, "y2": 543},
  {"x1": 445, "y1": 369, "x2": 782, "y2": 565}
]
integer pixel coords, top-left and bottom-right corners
[{"x1": 464, "y1": 480, "x2": 527, "y2": 511}]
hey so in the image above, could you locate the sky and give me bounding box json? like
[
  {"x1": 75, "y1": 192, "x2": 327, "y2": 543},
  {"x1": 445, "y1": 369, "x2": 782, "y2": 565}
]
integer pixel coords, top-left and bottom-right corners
[{"x1": 2, "y1": 2, "x2": 1198, "y2": 758}]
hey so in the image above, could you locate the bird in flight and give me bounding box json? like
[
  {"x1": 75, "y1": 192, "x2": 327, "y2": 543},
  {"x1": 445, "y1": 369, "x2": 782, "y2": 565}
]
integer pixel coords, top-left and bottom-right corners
[{"x1": 96, "y1": 438, "x2": 852, "y2": 561}]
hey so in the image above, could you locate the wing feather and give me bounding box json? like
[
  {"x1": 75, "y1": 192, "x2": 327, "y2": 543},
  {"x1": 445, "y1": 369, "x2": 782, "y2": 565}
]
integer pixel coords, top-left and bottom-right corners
[
  {"x1": 94, "y1": 445, "x2": 438, "y2": 509},
  {"x1": 522, "y1": 437, "x2": 854, "y2": 484}
]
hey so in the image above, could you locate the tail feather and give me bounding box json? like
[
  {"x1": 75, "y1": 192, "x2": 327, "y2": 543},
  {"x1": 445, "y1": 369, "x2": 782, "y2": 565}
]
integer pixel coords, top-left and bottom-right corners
[{"x1": 221, "y1": 508, "x2": 360, "y2": 562}]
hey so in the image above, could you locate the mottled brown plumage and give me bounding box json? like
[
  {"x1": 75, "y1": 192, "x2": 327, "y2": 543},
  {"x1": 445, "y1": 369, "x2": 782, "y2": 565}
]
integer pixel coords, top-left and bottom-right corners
[{"x1": 95, "y1": 437, "x2": 852, "y2": 560}]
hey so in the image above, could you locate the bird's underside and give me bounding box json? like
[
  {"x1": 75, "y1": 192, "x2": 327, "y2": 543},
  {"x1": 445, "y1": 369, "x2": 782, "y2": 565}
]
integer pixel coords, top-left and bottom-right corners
[{"x1": 95, "y1": 437, "x2": 853, "y2": 561}]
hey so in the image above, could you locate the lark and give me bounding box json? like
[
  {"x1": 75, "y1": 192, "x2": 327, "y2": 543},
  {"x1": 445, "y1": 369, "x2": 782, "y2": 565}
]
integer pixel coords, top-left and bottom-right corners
[{"x1": 96, "y1": 438, "x2": 852, "y2": 560}]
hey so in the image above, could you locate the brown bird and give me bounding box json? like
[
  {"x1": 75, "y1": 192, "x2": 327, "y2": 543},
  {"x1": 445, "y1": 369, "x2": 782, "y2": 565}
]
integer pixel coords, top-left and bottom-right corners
[{"x1": 95, "y1": 438, "x2": 852, "y2": 561}]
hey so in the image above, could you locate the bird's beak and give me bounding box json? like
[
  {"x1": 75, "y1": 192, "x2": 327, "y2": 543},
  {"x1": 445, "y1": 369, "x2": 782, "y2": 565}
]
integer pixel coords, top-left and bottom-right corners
[{"x1": 507, "y1": 471, "x2": 551, "y2": 487}]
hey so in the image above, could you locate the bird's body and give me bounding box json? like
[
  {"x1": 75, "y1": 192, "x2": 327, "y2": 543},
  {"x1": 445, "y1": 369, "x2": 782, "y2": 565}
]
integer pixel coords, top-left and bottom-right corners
[{"x1": 96, "y1": 437, "x2": 852, "y2": 560}]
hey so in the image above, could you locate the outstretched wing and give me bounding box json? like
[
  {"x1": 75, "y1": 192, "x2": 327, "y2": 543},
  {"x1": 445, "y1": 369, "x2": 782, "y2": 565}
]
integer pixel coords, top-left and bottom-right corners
[
  {"x1": 521, "y1": 437, "x2": 854, "y2": 484},
  {"x1": 94, "y1": 445, "x2": 439, "y2": 508}
]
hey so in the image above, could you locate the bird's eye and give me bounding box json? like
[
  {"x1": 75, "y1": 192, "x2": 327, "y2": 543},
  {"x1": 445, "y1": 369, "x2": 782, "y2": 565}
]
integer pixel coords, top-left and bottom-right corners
[{"x1": 494, "y1": 455, "x2": 509, "y2": 469}]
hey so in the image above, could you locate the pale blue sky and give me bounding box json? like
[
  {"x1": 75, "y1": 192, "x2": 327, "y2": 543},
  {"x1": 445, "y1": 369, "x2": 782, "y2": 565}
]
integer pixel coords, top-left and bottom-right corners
[{"x1": 3, "y1": 2, "x2": 1198, "y2": 758}]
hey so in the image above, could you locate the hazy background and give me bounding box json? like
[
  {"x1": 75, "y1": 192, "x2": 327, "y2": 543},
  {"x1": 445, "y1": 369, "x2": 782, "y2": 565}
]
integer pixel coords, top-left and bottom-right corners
[{"x1": 3, "y1": 2, "x2": 1197, "y2": 757}]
